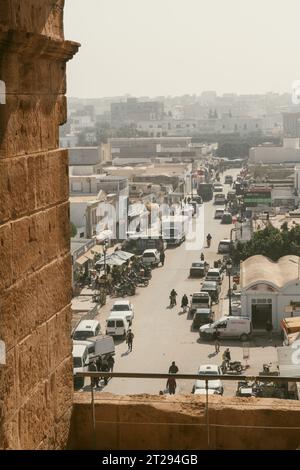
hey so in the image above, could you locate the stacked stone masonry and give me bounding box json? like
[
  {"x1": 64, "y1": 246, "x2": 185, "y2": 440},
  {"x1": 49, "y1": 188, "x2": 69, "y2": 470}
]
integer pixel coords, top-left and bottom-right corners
[{"x1": 0, "y1": 0, "x2": 79, "y2": 449}]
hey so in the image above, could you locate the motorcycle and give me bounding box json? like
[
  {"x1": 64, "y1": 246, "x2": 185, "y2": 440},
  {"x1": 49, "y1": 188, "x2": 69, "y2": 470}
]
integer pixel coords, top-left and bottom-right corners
[{"x1": 222, "y1": 360, "x2": 243, "y2": 374}]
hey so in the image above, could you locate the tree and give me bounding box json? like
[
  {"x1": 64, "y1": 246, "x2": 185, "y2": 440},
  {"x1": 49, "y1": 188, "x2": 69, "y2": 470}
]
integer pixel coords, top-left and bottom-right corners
[
  {"x1": 230, "y1": 225, "x2": 300, "y2": 264},
  {"x1": 70, "y1": 222, "x2": 77, "y2": 238}
]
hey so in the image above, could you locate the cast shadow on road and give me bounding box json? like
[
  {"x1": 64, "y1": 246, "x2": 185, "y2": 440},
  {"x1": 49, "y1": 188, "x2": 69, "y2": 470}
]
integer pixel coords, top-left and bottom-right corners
[{"x1": 121, "y1": 350, "x2": 131, "y2": 357}]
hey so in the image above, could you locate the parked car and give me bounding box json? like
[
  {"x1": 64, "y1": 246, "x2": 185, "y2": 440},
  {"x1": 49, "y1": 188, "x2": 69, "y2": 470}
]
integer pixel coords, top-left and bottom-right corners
[
  {"x1": 189, "y1": 292, "x2": 211, "y2": 315},
  {"x1": 214, "y1": 193, "x2": 226, "y2": 205},
  {"x1": 214, "y1": 207, "x2": 226, "y2": 219},
  {"x1": 111, "y1": 300, "x2": 134, "y2": 325},
  {"x1": 199, "y1": 316, "x2": 252, "y2": 341},
  {"x1": 221, "y1": 212, "x2": 233, "y2": 224},
  {"x1": 192, "y1": 364, "x2": 224, "y2": 395},
  {"x1": 72, "y1": 320, "x2": 101, "y2": 341},
  {"x1": 142, "y1": 249, "x2": 160, "y2": 267},
  {"x1": 189, "y1": 261, "x2": 209, "y2": 278},
  {"x1": 192, "y1": 308, "x2": 214, "y2": 330},
  {"x1": 218, "y1": 239, "x2": 231, "y2": 254},
  {"x1": 205, "y1": 268, "x2": 223, "y2": 284},
  {"x1": 201, "y1": 281, "x2": 220, "y2": 303},
  {"x1": 225, "y1": 175, "x2": 233, "y2": 185},
  {"x1": 213, "y1": 183, "x2": 223, "y2": 192}
]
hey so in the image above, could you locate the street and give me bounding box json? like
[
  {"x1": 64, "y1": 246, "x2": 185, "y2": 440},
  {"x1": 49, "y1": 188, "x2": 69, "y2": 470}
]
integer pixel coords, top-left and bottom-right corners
[{"x1": 90, "y1": 170, "x2": 278, "y2": 396}]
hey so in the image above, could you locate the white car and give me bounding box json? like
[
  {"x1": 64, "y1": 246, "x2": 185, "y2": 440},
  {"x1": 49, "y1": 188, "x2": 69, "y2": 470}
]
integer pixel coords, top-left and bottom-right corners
[
  {"x1": 111, "y1": 300, "x2": 134, "y2": 324},
  {"x1": 192, "y1": 364, "x2": 223, "y2": 395},
  {"x1": 142, "y1": 249, "x2": 160, "y2": 266}
]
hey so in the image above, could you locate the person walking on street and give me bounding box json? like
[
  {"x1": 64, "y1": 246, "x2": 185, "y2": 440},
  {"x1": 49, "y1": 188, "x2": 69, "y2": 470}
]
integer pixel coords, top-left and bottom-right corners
[
  {"x1": 101, "y1": 357, "x2": 109, "y2": 385},
  {"x1": 181, "y1": 294, "x2": 189, "y2": 312},
  {"x1": 169, "y1": 361, "x2": 179, "y2": 374},
  {"x1": 166, "y1": 376, "x2": 177, "y2": 395},
  {"x1": 89, "y1": 360, "x2": 98, "y2": 388},
  {"x1": 169, "y1": 289, "x2": 177, "y2": 307},
  {"x1": 107, "y1": 355, "x2": 115, "y2": 373},
  {"x1": 214, "y1": 330, "x2": 220, "y2": 354},
  {"x1": 126, "y1": 329, "x2": 134, "y2": 352},
  {"x1": 266, "y1": 319, "x2": 273, "y2": 341},
  {"x1": 95, "y1": 356, "x2": 102, "y2": 387},
  {"x1": 160, "y1": 250, "x2": 165, "y2": 267}
]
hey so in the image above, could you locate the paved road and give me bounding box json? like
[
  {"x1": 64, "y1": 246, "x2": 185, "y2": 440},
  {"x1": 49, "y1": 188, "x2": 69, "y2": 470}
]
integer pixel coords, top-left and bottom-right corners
[{"x1": 89, "y1": 169, "x2": 278, "y2": 396}]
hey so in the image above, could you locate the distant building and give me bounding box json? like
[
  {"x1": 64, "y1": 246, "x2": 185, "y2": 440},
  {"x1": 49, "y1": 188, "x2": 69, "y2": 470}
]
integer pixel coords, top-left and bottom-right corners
[
  {"x1": 282, "y1": 112, "x2": 300, "y2": 138},
  {"x1": 111, "y1": 97, "x2": 164, "y2": 127}
]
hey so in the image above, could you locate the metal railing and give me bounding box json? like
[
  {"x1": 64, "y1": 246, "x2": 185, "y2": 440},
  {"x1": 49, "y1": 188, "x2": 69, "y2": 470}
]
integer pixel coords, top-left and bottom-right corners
[{"x1": 75, "y1": 371, "x2": 300, "y2": 449}]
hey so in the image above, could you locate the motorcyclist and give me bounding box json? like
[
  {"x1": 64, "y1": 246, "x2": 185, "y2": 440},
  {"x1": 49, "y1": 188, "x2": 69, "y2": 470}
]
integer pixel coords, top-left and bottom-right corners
[
  {"x1": 169, "y1": 289, "x2": 178, "y2": 307},
  {"x1": 206, "y1": 233, "x2": 212, "y2": 247},
  {"x1": 181, "y1": 294, "x2": 189, "y2": 312},
  {"x1": 222, "y1": 348, "x2": 231, "y2": 367}
]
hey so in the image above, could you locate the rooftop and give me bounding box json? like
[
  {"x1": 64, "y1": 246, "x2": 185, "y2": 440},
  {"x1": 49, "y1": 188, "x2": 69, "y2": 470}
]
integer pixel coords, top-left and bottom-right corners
[{"x1": 241, "y1": 255, "x2": 300, "y2": 289}]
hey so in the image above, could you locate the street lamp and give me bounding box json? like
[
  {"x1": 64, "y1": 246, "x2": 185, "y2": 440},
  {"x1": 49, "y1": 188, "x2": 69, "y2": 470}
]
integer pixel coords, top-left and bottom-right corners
[{"x1": 226, "y1": 258, "x2": 233, "y2": 316}]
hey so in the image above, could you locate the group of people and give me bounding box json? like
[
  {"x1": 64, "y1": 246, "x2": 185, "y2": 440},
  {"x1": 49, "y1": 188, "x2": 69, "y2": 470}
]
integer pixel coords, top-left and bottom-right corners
[
  {"x1": 89, "y1": 354, "x2": 115, "y2": 388},
  {"x1": 169, "y1": 289, "x2": 189, "y2": 311}
]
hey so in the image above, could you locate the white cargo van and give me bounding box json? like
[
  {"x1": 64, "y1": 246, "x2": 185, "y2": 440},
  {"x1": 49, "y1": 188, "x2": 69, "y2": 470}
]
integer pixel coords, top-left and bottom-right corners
[
  {"x1": 199, "y1": 316, "x2": 252, "y2": 341},
  {"x1": 74, "y1": 335, "x2": 115, "y2": 359},
  {"x1": 72, "y1": 343, "x2": 89, "y2": 389},
  {"x1": 106, "y1": 313, "x2": 130, "y2": 338}
]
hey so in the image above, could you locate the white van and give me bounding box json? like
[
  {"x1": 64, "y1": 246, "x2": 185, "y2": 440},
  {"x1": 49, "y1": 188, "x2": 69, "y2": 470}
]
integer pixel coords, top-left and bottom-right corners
[
  {"x1": 72, "y1": 319, "x2": 101, "y2": 341},
  {"x1": 142, "y1": 249, "x2": 160, "y2": 267},
  {"x1": 199, "y1": 316, "x2": 252, "y2": 342},
  {"x1": 72, "y1": 343, "x2": 89, "y2": 389},
  {"x1": 106, "y1": 313, "x2": 130, "y2": 338},
  {"x1": 218, "y1": 239, "x2": 231, "y2": 254}
]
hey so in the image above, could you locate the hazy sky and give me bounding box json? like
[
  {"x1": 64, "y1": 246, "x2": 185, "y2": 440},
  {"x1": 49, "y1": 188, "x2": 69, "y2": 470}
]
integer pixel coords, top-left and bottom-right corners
[{"x1": 65, "y1": 0, "x2": 300, "y2": 98}]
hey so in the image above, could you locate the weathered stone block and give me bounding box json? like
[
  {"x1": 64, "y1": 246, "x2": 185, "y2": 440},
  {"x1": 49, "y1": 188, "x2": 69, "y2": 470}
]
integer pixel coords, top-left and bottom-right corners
[
  {"x1": 47, "y1": 306, "x2": 72, "y2": 373},
  {"x1": 53, "y1": 357, "x2": 73, "y2": 421},
  {"x1": 0, "y1": 274, "x2": 38, "y2": 349},
  {"x1": 11, "y1": 213, "x2": 46, "y2": 281},
  {"x1": 0, "y1": 347, "x2": 19, "y2": 422},
  {"x1": 19, "y1": 382, "x2": 54, "y2": 450},
  {"x1": 0, "y1": 223, "x2": 12, "y2": 290},
  {"x1": 57, "y1": 202, "x2": 70, "y2": 255},
  {"x1": 27, "y1": 153, "x2": 49, "y2": 211},
  {"x1": 37, "y1": 255, "x2": 72, "y2": 321},
  {"x1": 0, "y1": 161, "x2": 11, "y2": 224},
  {"x1": 18, "y1": 324, "x2": 48, "y2": 398}
]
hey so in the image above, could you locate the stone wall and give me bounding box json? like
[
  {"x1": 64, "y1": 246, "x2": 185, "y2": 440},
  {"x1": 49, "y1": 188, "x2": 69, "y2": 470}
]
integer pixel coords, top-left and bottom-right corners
[
  {"x1": 0, "y1": 0, "x2": 79, "y2": 449},
  {"x1": 70, "y1": 393, "x2": 300, "y2": 450}
]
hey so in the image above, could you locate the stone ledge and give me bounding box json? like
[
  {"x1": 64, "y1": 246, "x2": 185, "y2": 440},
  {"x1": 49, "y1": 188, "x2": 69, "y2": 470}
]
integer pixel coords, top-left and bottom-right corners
[{"x1": 0, "y1": 29, "x2": 79, "y2": 61}]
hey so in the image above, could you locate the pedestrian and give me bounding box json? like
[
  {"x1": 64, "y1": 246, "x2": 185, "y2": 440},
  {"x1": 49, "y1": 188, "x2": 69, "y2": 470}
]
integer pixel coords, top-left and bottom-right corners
[
  {"x1": 166, "y1": 376, "x2": 177, "y2": 395},
  {"x1": 101, "y1": 357, "x2": 109, "y2": 385},
  {"x1": 88, "y1": 360, "x2": 98, "y2": 388},
  {"x1": 266, "y1": 319, "x2": 273, "y2": 341},
  {"x1": 222, "y1": 348, "x2": 231, "y2": 369},
  {"x1": 160, "y1": 250, "x2": 165, "y2": 267},
  {"x1": 107, "y1": 354, "x2": 115, "y2": 373},
  {"x1": 168, "y1": 361, "x2": 179, "y2": 374},
  {"x1": 96, "y1": 355, "x2": 102, "y2": 376},
  {"x1": 214, "y1": 330, "x2": 220, "y2": 354},
  {"x1": 126, "y1": 329, "x2": 134, "y2": 352}
]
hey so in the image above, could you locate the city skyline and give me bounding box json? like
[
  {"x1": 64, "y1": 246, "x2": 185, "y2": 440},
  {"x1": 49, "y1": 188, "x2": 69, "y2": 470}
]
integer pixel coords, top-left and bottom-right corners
[{"x1": 65, "y1": 0, "x2": 300, "y2": 99}]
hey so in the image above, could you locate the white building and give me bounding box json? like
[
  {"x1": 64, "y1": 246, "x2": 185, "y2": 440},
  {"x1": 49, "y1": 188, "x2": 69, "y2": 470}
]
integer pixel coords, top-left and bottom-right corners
[{"x1": 241, "y1": 255, "x2": 300, "y2": 331}]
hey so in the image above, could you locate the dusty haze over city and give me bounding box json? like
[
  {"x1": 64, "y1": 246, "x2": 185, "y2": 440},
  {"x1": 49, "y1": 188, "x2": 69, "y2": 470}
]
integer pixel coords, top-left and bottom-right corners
[{"x1": 65, "y1": 0, "x2": 300, "y2": 98}]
